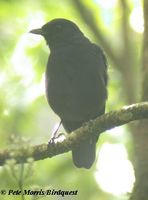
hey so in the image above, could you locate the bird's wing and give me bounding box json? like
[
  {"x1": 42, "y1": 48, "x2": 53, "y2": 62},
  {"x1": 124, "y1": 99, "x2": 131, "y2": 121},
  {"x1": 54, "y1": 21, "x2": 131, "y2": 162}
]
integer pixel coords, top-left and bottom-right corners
[{"x1": 46, "y1": 43, "x2": 107, "y2": 121}]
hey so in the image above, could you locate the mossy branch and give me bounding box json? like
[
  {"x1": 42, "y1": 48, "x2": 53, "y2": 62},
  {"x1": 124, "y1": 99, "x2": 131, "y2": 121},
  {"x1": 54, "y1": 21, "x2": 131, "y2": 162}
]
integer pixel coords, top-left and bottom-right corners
[{"x1": 0, "y1": 102, "x2": 148, "y2": 167}]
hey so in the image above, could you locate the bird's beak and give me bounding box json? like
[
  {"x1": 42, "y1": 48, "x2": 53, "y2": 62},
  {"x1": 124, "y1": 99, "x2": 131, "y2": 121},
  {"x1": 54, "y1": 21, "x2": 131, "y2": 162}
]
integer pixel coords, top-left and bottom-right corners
[{"x1": 29, "y1": 28, "x2": 44, "y2": 35}]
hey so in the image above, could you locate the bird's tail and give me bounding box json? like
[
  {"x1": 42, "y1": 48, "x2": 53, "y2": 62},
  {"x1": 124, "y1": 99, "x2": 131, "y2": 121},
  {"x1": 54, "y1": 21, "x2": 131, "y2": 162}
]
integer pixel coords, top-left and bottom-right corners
[
  {"x1": 62, "y1": 120, "x2": 96, "y2": 169},
  {"x1": 72, "y1": 137, "x2": 96, "y2": 169}
]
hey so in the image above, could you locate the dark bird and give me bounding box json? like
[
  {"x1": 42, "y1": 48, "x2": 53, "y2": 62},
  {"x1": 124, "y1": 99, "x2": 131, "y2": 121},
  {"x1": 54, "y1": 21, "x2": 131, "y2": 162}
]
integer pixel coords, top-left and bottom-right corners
[{"x1": 30, "y1": 18, "x2": 108, "y2": 169}]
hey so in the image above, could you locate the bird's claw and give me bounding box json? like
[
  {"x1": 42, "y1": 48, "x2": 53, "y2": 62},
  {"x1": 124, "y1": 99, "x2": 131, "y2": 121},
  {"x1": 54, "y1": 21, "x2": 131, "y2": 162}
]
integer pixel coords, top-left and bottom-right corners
[{"x1": 48, "y1": 133, "x2": 66, "y2": 145}]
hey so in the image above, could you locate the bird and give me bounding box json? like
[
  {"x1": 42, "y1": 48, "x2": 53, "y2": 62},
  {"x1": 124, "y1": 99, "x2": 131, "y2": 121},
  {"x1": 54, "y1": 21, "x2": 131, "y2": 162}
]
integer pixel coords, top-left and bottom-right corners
[{"x1": 30, "y1": 18, "x2": 108, "y2": 169}]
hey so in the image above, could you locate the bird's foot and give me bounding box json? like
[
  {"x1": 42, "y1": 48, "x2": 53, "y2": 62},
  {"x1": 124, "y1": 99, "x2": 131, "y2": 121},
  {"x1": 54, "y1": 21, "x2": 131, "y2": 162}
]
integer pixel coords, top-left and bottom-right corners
[{"x1": 48, "y1": 133, "x2": 66, "y2": 145}]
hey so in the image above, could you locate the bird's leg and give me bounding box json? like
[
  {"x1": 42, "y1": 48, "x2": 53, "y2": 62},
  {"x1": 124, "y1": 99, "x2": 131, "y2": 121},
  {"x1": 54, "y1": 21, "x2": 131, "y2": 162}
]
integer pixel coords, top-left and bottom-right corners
[
  {"x1": 52, "y1": 120, "x2": 62, "y2": 138},
  {"x1": 48, "y1": 120, "x2": 65, "y2": 144}
]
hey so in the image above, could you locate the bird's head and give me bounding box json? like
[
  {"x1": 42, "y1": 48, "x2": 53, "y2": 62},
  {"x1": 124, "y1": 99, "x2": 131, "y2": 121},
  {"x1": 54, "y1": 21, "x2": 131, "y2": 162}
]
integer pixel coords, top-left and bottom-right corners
[{"x1": 30, "y1": 18, "x2": 84, "y2": 48}]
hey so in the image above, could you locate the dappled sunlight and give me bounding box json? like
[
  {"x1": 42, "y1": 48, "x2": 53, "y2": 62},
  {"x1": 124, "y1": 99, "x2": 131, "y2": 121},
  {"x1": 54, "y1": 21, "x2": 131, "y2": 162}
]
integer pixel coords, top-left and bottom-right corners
[
  {"x1": 11, "y1": 11, "x2": 45, "y2": 85},
  {"x1": 0, "y1": 72, "x2": 7, "y2": 86},
  {"x1": 95, "y1": 0, "x2": 117, "y2": 9},
  {"x1": 27, "y1": 12, "x2": 45, "y2": 32},
  {"x1": 106, "y1": 126, "x2": 125, "y2": 137},
  {"x1": 11, "y1": 34, "x2": 35, "y2": 86},
  {"x1": 10, "y1": 15, "x2": 46, "y2": 104},
  {"x1": 26, "y1": 12, "x2": 45, "y2": 47},
  {"x1": 24, "y1": 75, "x2": 45, "y2": 103},
  {"x1": 3, "y1": 109, "x2": 10, "y2": 116},
  {"x1": 95, "y1": 143, "x2": 135, "y2": 195},
  {"x1": 130, "y1": 6, "x2": 144, "y2": 33}
]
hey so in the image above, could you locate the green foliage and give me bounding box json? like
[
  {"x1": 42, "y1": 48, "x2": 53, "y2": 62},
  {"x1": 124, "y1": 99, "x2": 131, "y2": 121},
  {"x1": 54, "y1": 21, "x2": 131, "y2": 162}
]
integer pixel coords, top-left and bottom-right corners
[{"x1": 0, "y1": 0, "x2": 143, "y2": 200}]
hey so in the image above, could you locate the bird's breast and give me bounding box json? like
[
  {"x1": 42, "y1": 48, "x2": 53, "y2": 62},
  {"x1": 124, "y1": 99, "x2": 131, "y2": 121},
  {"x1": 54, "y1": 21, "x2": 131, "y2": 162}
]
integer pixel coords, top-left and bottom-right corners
[{"x1": 45, "y1": 45, "x2": 106, "y2": 121}]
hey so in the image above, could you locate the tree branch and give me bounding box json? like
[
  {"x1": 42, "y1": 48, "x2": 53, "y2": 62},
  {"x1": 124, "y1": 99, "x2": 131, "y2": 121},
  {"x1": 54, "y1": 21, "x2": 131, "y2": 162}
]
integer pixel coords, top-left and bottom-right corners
[
  {"x1": 119, "y1": 0, "x2": 137, "y2": 103},
  {"x1": 130, "y1": 2, "x2": 148, "y2": 200},
  {"x1": 120, "y1": 0, "x2": 130, "y2": 54},
  {"x1": 142, "y1": 0, "x2": 148, "y2": 101},
  {"x1": 0, "y1": 102, "x2": 148, "y2": 167}
]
